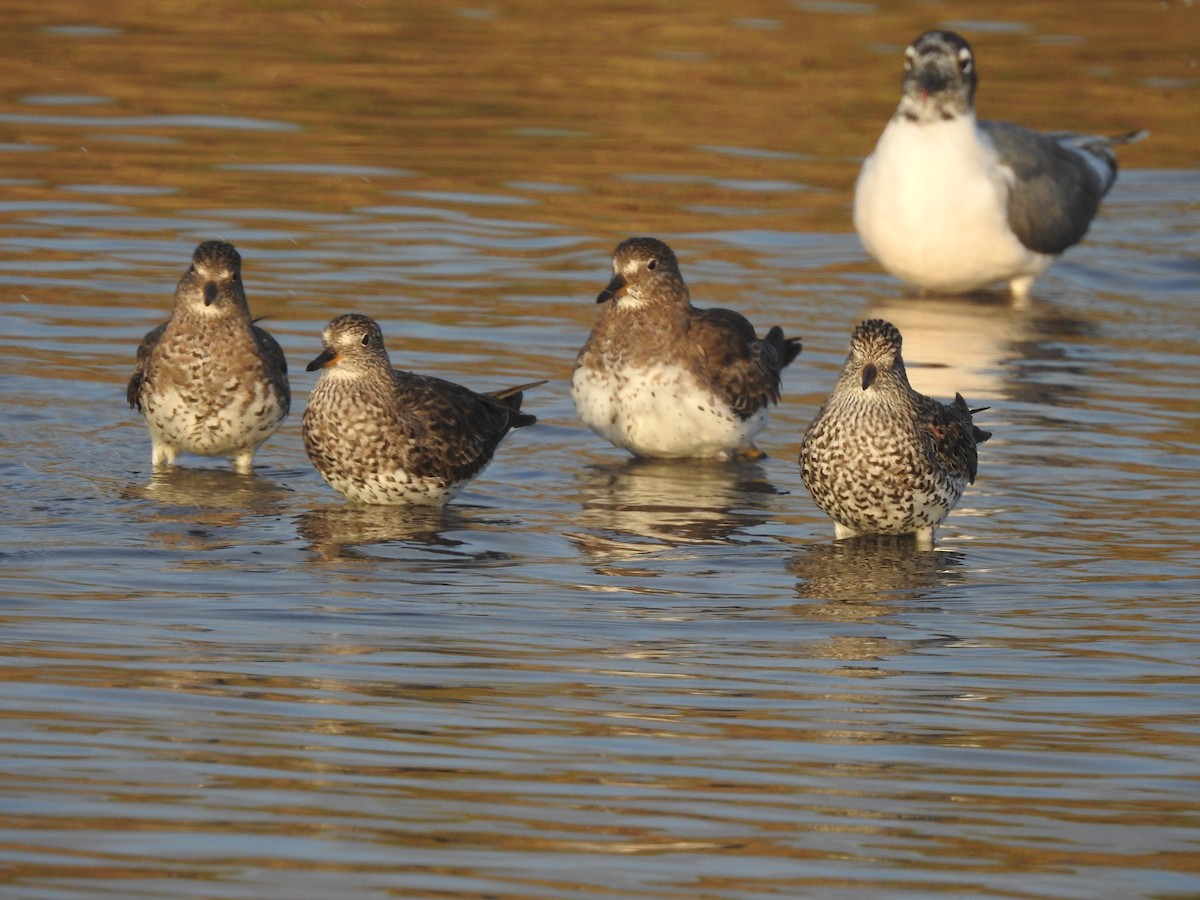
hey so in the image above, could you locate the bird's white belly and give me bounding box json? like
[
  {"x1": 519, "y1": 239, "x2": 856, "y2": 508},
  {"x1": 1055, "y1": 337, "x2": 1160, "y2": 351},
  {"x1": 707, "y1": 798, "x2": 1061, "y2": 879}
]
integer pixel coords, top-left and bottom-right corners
[
  {"x1": 854, "y1": 117, "x2": 1051, "y2": 293},
  {"x1": 572, "y1": 362, "x2": 764, "y2": 459},
  {"x1": 145, "y1": 379, "x2": 279, "y2": 456}
]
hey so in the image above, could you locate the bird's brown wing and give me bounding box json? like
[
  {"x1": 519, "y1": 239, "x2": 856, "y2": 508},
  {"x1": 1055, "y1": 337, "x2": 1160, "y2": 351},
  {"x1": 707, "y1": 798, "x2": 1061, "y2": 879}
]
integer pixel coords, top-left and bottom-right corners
[
  {"x1": 920, "y1": 393, "x2": 991, "y2": 484},
  {"x1": 687, "y1": 307, "x2": 798, "y2": 418},
  {"x1": 251, "y1": 322, "x2": 292, "y2": 417},
  {"x1": 389, "y1": 371, "x2": 539, "y2": 483},
  {"x1": 126, "y1": 321, "x2": 168, "y2": 411}
]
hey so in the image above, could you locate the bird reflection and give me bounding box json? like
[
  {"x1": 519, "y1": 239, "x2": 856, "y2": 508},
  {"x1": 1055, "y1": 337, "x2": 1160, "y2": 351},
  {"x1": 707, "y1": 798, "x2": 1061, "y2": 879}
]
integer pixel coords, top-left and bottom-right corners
[
  {"x1": 572, "y1": 457, "x2": 778, "y2": 561},
  {"x1": 122, "y1": 467, "x2": 294, "y2": 553},
  {"x1": 126, "y1": 466, "x2": 293, "y2": 511},
  {"x1": 867, "y1": 291, "x2": 1094, "y2": 406},
  {"x1": 295, "y1": 502, "x2": 467, "y2": 561},
  {"x1": 868, "y1": 292, "x2": 1023, "y2": 403},
  {"x1": 790, "y1": 534, "x2": 967, "y2": 609}
]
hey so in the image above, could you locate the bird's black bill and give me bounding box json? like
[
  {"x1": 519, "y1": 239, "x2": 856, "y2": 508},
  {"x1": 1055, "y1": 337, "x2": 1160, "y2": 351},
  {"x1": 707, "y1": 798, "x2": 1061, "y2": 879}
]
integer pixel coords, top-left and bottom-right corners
[
  {"x1": 916, "y1": 69, "x2": 951, "y2": 97},
  {"x1": 597, "y1": 273, "x2": 627, "y2": 304},
  {"x1": 203, "y1": 282, "x2": 219, "y2": 306},
  {"x1": 861, "y1": 363, "x2": 877, "y2": 390},
  {"x1": 306, "y1": 348, "x2": 338, "y2": 372}
]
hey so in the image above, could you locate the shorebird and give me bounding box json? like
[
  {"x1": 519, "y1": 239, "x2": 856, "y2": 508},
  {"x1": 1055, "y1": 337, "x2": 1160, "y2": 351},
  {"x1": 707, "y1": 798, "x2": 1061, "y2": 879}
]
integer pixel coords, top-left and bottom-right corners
[
  {"x1": 572, "y1": 237, "x2": 801, "y2": 460},
  {"x1": 854, "y1": 30, "x2": 1145, "y2": 298},
  {"x1": 302, "y1": 313, "x2": 542, "y2": 505},
  {"x1": 127, "y1": 240, "x2": 290, "y2": 474},
  {"x1": 799, "y1": 319, "x2": 991, "y2": 546}
]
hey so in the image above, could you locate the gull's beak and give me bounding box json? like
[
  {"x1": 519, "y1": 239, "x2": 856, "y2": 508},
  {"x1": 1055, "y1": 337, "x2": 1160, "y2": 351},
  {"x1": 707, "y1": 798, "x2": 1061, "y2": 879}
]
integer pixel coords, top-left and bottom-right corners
[
  {"x1": 861, "y1": 363, "x2": 877, "y2": 390},
  {"x1": 917, "y1": 66, "x2": 950, "y2": 100}
]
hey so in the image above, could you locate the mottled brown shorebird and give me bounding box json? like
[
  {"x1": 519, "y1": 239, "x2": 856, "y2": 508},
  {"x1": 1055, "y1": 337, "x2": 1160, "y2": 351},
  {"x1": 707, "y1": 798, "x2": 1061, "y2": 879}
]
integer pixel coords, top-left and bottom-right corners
[
  {"x1": 302, "y1": 313, "x2": 542, "y2": 505},
  {"x1": 799, "y1": 319, "x2": 990, "y2": 546},
  {"x1": 572, "y1": 237, "x2": 801, "y2": 460},
  {"x1": 127, "y1": 240, "x2": 290, "y2": 474}
]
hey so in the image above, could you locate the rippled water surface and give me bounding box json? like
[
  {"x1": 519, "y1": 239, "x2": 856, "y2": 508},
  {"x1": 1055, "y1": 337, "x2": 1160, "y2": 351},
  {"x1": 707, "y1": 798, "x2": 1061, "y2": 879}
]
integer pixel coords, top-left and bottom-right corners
[{"x1": 2, "y1": 1, "x2": 1198, "y2": 898}]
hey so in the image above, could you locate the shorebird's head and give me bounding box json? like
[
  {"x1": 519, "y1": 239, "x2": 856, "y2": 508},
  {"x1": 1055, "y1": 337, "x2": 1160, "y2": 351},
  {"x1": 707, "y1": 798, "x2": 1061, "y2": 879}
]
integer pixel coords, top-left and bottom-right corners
[
  {"x1": 898, "y1": 30, "x2": 977, "y2": 123},
  {"x1": 846, "y1": 318, "x2": 909, "y2": 393},
  {"x1": 306, "y1": 313, "x2": 392, "y2": 377},
  {"x1": 596, "y1": 236, "x2": 689, "y2": 311},
  {"x1": 174, "y1": 240, "x2": 247, "y2": 317}
]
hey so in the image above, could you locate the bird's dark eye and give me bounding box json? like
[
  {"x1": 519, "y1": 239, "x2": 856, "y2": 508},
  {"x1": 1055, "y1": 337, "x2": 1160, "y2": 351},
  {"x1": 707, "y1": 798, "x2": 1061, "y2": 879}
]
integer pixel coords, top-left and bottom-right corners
[
  {"x1": 958, "y1": 51, "x2": 972, "y2": 72},
  {"x1": 647, "y1": 258, "x2": 657, "y2": 271},
  {"x1": 361, "y1": 334, "x2": 371, "y2": 346}
]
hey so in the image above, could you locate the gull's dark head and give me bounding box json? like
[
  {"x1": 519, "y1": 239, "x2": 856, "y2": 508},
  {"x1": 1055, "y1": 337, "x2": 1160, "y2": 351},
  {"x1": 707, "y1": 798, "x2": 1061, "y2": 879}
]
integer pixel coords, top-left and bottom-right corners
[{"x1": 898, "y1": 30, "x2": 977, "y2": 123}]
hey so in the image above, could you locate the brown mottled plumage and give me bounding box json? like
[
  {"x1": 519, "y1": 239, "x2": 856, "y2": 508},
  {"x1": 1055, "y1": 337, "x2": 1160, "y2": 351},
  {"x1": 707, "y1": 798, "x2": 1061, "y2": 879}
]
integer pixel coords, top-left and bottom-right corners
[
  {"x1": 301, "y1": 313, "x2": 542, "y2": 505},
  {"x1": 799, "y1": 319, "x2": 990, "y2": 546},
  {"x1": 127, "y1": 241, "x2": 290, "y2": 474},
  {"x1": 572, "y1": 237, "x2": 801, "y2": 459}
]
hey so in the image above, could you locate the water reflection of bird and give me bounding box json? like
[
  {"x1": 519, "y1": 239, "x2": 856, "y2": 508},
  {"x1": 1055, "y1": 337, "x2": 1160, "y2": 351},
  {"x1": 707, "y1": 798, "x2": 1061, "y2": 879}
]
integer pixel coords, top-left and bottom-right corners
[
  {"x1": 790, "y1": 534, "x2": 968, "y2": 607},
  {"x1": 295, "y1": 503, "x2": 467, "y2": 561},
  {"x1": 800, "y1": 320, "x2": 990, "y2": 547},
  {"x1": 868, "y1": 290, "x2": 1097, "y2": 407},
  {"x1": 302, "y1": 314, "x2": 543, "y2": 505},
  {"x1": 127, "y1": 466, "x2": 293, "y2": 512},
  {"x1": 572, "y1": 458, "x2": 778, "y2": 560},
  {"x1": 855, "y1": 30, "x2": 1145, "y2": 299},
  {"x1": 127, "y1": 241, "x2": 290, "y2": 473},
  {"x1": 123, "y1": 467, "x2": 293, "y2": 551},
  {"x1": 573, "y1": 237, "x2": 801, "y2": 460},
  {"x1": 867, "y1": 293, "x2": 1021, "y2": 403}
]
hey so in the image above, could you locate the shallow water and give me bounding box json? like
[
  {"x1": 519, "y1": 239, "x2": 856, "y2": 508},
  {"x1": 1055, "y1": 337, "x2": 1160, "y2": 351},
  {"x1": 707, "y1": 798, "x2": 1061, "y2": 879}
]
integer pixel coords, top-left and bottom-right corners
[{"x1": 1, "y1": 2, "x2": 1199, "y2": 898}]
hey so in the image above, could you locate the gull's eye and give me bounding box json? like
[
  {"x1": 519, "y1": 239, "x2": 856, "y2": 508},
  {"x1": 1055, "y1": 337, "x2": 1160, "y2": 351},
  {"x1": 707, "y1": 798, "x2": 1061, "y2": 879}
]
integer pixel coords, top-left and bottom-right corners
[
  {"x1": 361, "y1": 333, "x2": 371, "y2": 346},
  {"x1": 958, "y1": 49, "x2": 973, "y2": 73},
  {"x1": 646, "y1": 258, "x2": 658, "y2": 271}
]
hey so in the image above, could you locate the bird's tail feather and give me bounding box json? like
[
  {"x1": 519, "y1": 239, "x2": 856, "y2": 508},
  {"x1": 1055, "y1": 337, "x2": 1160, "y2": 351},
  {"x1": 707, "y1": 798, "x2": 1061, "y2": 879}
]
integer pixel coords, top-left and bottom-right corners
[
  {"x1": 765, "y1": 326, "x2": 803, "y2": 367},
  {"x1": 487, "y1": 379, "x2": 547, "y2": 428},
  {"x1": 954, "y1": 393, "x2": 992, "y2": 445}
]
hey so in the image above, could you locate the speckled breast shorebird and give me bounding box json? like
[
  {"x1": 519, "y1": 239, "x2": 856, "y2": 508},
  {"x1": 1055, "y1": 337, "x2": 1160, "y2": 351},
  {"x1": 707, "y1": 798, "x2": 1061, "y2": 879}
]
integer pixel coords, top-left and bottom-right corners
[
  {"x1": 854, "y1": 30, "x2": 1145, "y2": 298},
  {"x1": 127, "y1": 240, "x2": 290, "y2": 474},
  {"x1": 572, "y1": 237, "x2": 801, "y2": 460},
  {"x1": 301, "y1": 313, "x2": 543, "y2": 505},
  {"x1": 799, "y1": 319, "x2": 991, "y2": 546}
]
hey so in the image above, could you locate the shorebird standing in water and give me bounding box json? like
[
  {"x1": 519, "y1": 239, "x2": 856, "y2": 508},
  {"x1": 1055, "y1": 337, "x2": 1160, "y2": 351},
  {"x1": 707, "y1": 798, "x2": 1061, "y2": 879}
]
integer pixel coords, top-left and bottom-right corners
[
  {"x1": 800, "y1": 319, "x2": 990, "y2": 546},
  {"x1": 302, "y1": 313, "x2": 542, "y2": 505},
  {"x1": 573, "y1": 237, "x2": 801, "y2": 460},
  {"x1": 128, "y1": 240, "x2": 290, "y2": 474}
]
